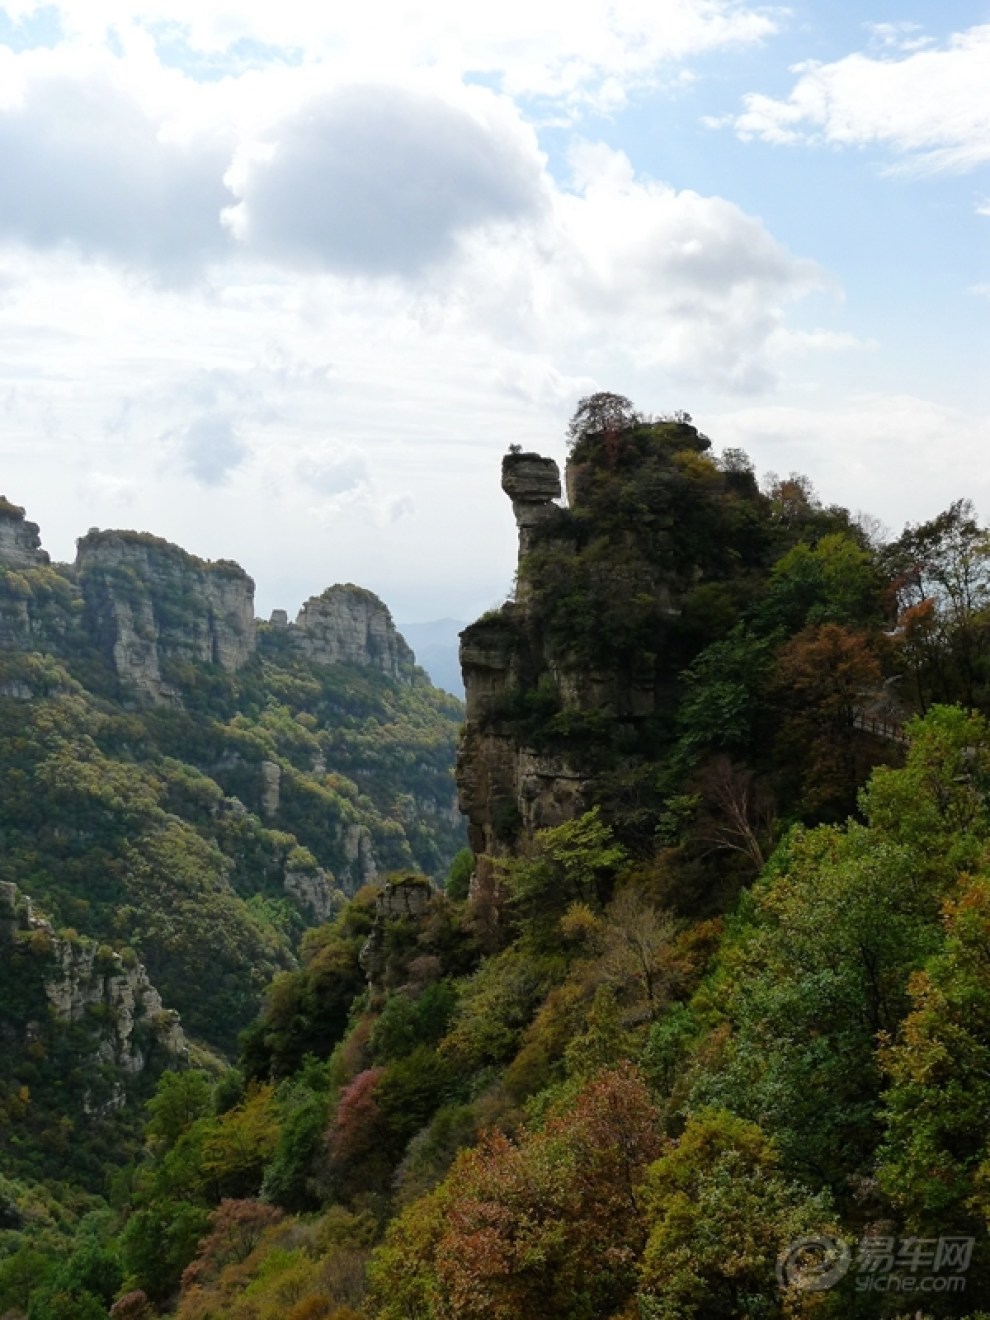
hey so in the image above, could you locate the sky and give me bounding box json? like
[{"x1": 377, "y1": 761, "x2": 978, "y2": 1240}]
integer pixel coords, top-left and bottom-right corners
[{"x1": 0, "y1": 1, "x2": 988, "y2": 624}]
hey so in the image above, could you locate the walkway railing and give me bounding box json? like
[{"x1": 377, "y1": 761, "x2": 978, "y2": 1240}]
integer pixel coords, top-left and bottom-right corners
[{"x1": 852, "y1": 710, "x2": 909, "y2": 744}]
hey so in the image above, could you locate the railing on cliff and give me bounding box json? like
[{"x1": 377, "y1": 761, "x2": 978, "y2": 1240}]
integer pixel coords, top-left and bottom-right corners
[{"x1": 852, "y1": 710, "x2": 909, "y2": 745}]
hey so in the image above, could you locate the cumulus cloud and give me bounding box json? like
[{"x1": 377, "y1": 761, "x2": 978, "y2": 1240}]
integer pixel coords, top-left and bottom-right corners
[
  {"x1": 223, "y1": 84, "x2": 544, "y2": 275},
  {"x1": 728, "y1": 23, "x2": 990, "y2": 173},
  {"x1": 0, "y1": 48, "x2": 233, "y2": 271},
  {"x1": 450, "y1": 143, "x2": 824, "y2": 393}
]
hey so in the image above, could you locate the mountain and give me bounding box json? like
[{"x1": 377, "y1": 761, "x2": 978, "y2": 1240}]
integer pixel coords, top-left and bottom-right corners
[
  {"x1": 8, "y1": 408, "x2": 990, "y2": 1320},
  {"x1": 0, "y1": 497, "x2": 464, "y2": 1190}
]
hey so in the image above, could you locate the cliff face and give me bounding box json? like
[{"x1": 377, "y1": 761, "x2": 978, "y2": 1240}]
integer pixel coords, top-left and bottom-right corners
[
  {"x1": 457, "y1": 452, "x2": 592, "y2": 880},
  {"x1": 0, "y1": 881, "x2": 186, "y2": 1113},
  {"x1": 276, "y1": 584, "x2": 416, "y2": 683},
  {"x1": 77, "y1": 530, "x2": 256, "y2": 700},
  {"x1": 0, "y1": 499, "x2": 464, "y2": 914},
  {"x1": 457, "y1": 424, "x2": 722, "y2": 889},
  {"x1": 0, "y1": 500, "x2": 49, "y2": 569},
  {"x1": 0, "y1": 500, "x2": 66, "y2": 653},
  {"x1": 0, "y1": 505, "x2": 423, "y2": 700}
]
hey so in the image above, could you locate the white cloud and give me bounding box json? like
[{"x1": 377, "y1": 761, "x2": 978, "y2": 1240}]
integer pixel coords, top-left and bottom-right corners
[
  {"x1": 0, "y1": 46, "x2": 232, "y2": 272},
  {"x1": 296, "y1": 450, "x2": 370, "y2": 497},
  {"x1": 447, "y1": 142, "x2": 825, "y2": 393},
  {"x1": 4, "y1": 0, "x2": 781, "y2": 106},
  {"x1": 864, "y1": 22, "x2": 932, "y2": 55},
  {"x1": 0, "y1": 39, "x2": 827, "y2": 400},
  {"x1": 730, "y1": 24, "x2": 990, "y2": 173},
  {"x1": 223, "y1": 84, "x2": 545, "y2": 275},
  {"x1": 79, "y1": 471, "x2": 138, "y2": 504}
]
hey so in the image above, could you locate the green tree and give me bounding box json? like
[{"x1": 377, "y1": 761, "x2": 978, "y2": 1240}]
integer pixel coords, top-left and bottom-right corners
[
  {"x1": 638, "y1": 1108, "x2": 839, "y2": 1319},
  {"x1": 119, "y1": 1200, "x2": 210, "y2": 1305},
  {"x1": 502, "y1": 807, "x2": 628, "y2": 948},
  {"x1": 146, "y1": 1070, "x2": 212, "y2": 1151}
]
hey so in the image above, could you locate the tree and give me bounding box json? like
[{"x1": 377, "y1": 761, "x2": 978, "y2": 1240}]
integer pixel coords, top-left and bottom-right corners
[
  {"x1": 884, "y1": 498, "x2": 990, "y2": 708},
  {"x1": 368, "y1": 1064, "x2": 662, "y2": 1320},
  {"x1": 179, "y1": 1198, "x2": 283, "y2": 1292},
  {"x1": 120, "y1": 1200, "x2": 210, "y2": 1304},
  {"x1": 771, "y1": 623, "x2": 882, "y2": 819},
  {"x1": 566, "y1": 391, "x2": 639, "y2": 448},
  {"x1": 690, "y1": 818, "x2": 939, "y2": 1189},
  {"x1": 502, "y1": 807, "x2": 629, "y2": 948},
  {"x1": 637, "y1": 1109, "x2": 839, "y2": 1319},
  {"x1": 146, "y1": 1070, "x2": 213, "y2": 1151},
  {"x1": 879, "y1": 871, "x2": 990, "y2": 1225},
  {"x1": 597, "y1": 887, "x2": 683, "y2": 1023},
  {"x1": 694, "y1": 755, "x2": 778, "y2": 872}
]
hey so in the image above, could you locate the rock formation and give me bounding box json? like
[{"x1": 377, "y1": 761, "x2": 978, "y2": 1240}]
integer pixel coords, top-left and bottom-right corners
[
  {"x1": 457, "y1": 451, "x2": 592, "y2": 883},
  {"x1": 500, "y1": 452, "x2": 563, "y2": 603},
  {"x1": 288, "y1": 584, "x2": 416, "y2": 682},
  {"x1": 77, "y1": 530, "x2": 255, "y2": 700},
  {"x1": 0, "y1": 881, "x2": 186, "y2": 1111},
  {"x1": 0, "y1": 503, "x2": 429, "y2": 703},
  {"x1": 358, "y1": 875, "x2": 433, "y2": 992},
  {"x1": 0, "y1": 499, "x2": 64, "y2": 651},
  {"x1": 456, "y1": 427, "x2": 710, "y2": 894},
  {"x1": 283, "y1": 865, "x2": 342, "y2": 924},
  {"x1": 0, "y1": 498, "x2": 49, "y2": 569}
]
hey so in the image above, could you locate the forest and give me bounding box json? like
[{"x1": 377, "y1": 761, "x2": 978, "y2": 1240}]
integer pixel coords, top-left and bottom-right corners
[{"x1": 4, "y1": 395, "x2": 990, "y2": 1319}]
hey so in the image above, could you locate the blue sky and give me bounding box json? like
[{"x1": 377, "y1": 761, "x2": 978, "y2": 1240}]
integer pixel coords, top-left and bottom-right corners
[{"x1": 0, "y1": 0, "x2": 987, "y2": 623}]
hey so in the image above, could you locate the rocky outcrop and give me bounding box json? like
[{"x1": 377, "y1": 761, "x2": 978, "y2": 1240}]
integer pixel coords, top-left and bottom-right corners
[
  {"x1": 358, "y1": 875, "x2": 433, "y2": 991},
  {"x1": 342, "y1": 820, "x2": 378, "y2": 889},
  {"x1": 458, "y1": 452, "x2": 594, "y2": 875},
  {"x1": 0, "y1": 500, "x2": 72, "y2": 652},
  {"x1": 458, "y1": 602, "x2": 592, "y2": 862},
  {"x1": 0, "y1": 881, "x2": 187, "y2": 1110},
  {"x1": 501, "y1": 452, "x2": 562, "y2": 565},
  {"x1": 283, "y1": 865, "x2": 342, "y2": 924},
  {"x1": 501, "y1": 452, "x2": 565, "y2": 611},
  {"x1": 0, "y1": 498, "x2": 49, "y2": 569},
  {"x1": 285, "y1": 585, "x2": 416, "y2": 682},
  {"x1": 259, "y1": 760, "x2": 282, "y2": 819},
  {"x1": 0, "y1": 593, "x2": 35, "y2": 650},
  {"x1": 77, "y1": 530, "x2": 256, "y2": 700}
]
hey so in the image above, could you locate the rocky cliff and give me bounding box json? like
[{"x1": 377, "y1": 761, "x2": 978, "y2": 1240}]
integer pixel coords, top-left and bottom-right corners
[
  {"x1": 457, "y1": 452, "x2": 591, "y2": 882},
  {"x1": 456, "y1": 418, "x2": 742, "y2": 896},
  {"x1": 0, "y1": 881, "x2": 186, "y2": 1114},
  {"x1": 0, "y1": 498, "x2": 49, "y2": 569},
  {"x1": 0, "y1": 500, "x2": 70, "y2": 653},
  {"x1": 0, "y1": 497, "x2": 463, "y2": 923},
  {"x1": 0, "y1": 502, "x2": 425, "y2": 700},
  {"x1": 273, "y1": 584, "x2": 417, "y2": 683},
  {"x1": 77, "y1": 530, "x2": 256, "y2": 700}
]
